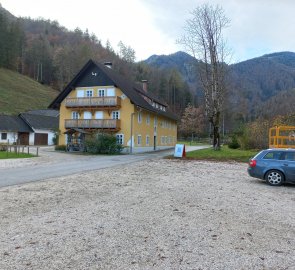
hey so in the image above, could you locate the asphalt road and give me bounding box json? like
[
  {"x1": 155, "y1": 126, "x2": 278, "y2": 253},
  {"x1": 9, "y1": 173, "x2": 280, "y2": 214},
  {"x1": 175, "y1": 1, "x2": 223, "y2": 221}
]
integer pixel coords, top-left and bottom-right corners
[{"x1": 0, "y1": 146, "x2": 208, "y2": 188}]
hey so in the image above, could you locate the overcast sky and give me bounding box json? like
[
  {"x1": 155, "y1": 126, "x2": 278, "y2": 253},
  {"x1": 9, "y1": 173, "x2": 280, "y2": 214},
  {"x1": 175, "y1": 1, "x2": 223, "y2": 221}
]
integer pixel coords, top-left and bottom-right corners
[{"x1": 1, "y1": 0, "x2": 295, "y2": 63}]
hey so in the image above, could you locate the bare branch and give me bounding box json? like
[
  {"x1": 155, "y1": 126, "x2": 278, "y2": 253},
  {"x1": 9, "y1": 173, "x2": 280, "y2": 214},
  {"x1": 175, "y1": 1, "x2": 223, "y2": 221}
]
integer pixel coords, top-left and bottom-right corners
[{"x1": 178, "y1": 4, "x2": 230, "y2": 149}]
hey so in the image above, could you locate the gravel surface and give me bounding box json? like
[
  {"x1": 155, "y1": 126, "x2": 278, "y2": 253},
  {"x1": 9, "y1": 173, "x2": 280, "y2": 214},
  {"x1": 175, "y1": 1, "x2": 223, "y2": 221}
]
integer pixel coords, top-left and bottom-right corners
[
  {"x1": 0, "y1": 159, "x2": 295, "y2": 270},
  {"x1": 0, "y1": 147, "x2": 79, "y2": 169}
]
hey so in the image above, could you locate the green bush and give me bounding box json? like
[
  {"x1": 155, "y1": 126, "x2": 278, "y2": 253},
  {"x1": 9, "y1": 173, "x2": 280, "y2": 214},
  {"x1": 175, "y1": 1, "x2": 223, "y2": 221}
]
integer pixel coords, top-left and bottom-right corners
[
  {"x1": 85, "y1": 134, "x2": 123, "y2": 154},
  {"x1": 55, "y1": 145, "x2": 67, "y2": 151},
  {"x1": 228, "y1": 135, "x2": 240, "y2": 149}
]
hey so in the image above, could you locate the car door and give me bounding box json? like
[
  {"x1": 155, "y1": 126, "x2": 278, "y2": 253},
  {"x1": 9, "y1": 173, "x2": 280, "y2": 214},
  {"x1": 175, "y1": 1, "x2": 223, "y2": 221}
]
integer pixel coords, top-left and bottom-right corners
[{"x1": 282, "y1": 152, "x2": 295, "y2": 181}]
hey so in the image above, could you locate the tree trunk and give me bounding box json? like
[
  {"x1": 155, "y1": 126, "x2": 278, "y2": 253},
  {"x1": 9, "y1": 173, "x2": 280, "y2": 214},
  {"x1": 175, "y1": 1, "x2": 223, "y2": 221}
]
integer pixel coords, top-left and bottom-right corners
[
  {"x1": 211, "y1": 111, "x2": 221, "y2": 150},
  {"x1": 213, "y1": 125, "x2": 220, "y2": 150}
]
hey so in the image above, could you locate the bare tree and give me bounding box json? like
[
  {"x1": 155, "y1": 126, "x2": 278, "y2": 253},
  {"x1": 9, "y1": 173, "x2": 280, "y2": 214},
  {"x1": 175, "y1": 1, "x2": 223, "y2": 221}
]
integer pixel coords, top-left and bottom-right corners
[
  {"x1": 179, "y1": 104, "x2": 205, "y2": 139},
  {"x1": 178, "y1": 4, "x2": 230, "y2": 150},
  {"x1": 117, "y1": 41, "x2": 136, "y2": 63}
]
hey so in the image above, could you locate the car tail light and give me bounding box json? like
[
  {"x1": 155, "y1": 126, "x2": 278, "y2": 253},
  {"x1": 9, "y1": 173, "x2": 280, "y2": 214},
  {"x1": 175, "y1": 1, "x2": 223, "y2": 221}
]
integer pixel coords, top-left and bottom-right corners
[{"x1": 249, "y1": 159, "x2": 257, "y2": 167}]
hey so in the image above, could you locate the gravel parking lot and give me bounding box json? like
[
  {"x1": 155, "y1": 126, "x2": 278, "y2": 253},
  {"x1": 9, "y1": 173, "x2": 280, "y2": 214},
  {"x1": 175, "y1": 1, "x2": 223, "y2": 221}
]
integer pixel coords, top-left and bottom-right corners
[{"x1": 0, "y1": 159, "x2": 295, "y2": 270}]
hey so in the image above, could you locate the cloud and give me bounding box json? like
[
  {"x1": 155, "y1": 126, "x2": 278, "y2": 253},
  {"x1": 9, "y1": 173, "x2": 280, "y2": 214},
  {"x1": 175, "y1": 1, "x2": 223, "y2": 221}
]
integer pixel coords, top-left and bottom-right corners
[{"x1": 141, "y1": 0, "x2": 295, "y2": 61}]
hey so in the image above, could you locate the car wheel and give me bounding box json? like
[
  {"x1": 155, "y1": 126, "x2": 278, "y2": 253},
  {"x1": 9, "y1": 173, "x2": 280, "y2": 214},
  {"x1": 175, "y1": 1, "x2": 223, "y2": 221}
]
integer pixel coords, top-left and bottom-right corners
[{"x1": 265, "y1": 170, "x2": 284, "y2": 186}]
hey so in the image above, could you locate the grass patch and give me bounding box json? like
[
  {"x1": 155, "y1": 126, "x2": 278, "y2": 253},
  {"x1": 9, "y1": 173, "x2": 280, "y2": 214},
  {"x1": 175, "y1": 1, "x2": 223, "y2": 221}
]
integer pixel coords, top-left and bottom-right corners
[
  {"x1": 0, "y1": 152, "x2": 35, "y2": 159},
  {"x1": 185, "y1": 146, "x2": 259, "y2": 162},
  {"x1": 0, "y1": 68, "x2": 59, "y2": 115}
]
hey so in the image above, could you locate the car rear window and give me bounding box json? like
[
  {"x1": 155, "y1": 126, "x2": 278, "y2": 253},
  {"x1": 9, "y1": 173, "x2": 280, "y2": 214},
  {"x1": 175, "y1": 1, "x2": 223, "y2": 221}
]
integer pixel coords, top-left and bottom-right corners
[{"x1": 263, "y1": 151, "x2": 283, "y2": 160}]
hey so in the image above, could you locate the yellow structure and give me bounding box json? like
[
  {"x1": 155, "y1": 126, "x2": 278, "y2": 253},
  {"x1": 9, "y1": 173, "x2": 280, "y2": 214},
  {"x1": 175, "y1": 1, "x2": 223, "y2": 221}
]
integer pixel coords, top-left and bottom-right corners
[
  {"x1": 49, "y1": 60, "x2": 178, "y2": 153},
  {"x1": 269, "y1": 126, "x2": 295, "y2": 149}
]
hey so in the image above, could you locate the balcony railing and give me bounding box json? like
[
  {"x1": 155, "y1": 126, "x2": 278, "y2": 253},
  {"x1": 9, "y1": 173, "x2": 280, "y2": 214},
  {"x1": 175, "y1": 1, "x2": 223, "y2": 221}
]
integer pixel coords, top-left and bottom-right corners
[
  {"x1": 65, "y1": 119, "x2": 121, "y2": 130},
  {"x1": 65, "y1": 96, "x2": 121, "y2": 108}
]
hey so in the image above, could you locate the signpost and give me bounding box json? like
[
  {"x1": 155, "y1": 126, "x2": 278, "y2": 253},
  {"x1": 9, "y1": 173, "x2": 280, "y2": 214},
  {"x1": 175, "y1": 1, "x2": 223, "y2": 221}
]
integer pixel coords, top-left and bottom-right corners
[{"x1": 174, "y1": 144, "x2": 186, "y2": 158}]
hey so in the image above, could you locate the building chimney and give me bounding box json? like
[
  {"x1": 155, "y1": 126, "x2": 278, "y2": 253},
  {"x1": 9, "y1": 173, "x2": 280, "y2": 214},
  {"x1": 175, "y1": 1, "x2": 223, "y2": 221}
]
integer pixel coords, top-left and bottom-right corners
[
  {"x1": 142, "y1": 80, "x2": 148, "y2": 92},
  {"x1": 104, "y1": 62, "x2": 112, "y2": 69}
]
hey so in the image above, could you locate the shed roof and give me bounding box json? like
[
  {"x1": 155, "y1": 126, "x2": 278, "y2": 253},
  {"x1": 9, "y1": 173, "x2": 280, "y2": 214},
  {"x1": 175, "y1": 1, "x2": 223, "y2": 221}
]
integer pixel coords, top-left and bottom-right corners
[
  {"x1": 0, "y1": 115, "x2": 32, "y2": 132},
  {"x1": 25, "y1": 109, "x2": 59, "y2": 117},
  {"x1": 19, "y1": 113, "x2": 59, "y2": 130}
]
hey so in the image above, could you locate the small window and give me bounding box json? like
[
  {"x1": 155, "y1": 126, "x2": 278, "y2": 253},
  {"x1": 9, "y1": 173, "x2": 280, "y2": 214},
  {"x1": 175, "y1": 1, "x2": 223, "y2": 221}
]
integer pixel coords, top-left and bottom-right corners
[
  {"x1": 112, "y1": 111, "x2": 120, "y2": 119},
  {"x1": 263, "y1": 151, "x2": 282, "y2": 160},
  {"x1": 72, "y1": 111, "x2": 79, "y2": 119},
  {"x1": 137, "y1": 135, "x2": 142, "y2": 145},
  {"x1": 116, "y1": 134, "x2": 124, "y2": 145},
  {"x1": 95, "y1": 111, "x2": 103, "y2": 119},
  {"x1": 84, "y1": 111, "x2": 92, "y2": 119},
  {"x1": 1, "y1": 133, "x2": 7, "y2": 140},
  {"x1": 146, "y1": 114, "x2": 150, "y2": 125},
  {"x1": 138, "y1": 112, "x2": 142, "y2": 123},
  {"x1": 86, "y1": 90, "x2": 93, "y2": 97},
  {"x1": 146, "y1": 135, "x2": 150, "y2": 146},
  {"x1": 107, "y1": 88, "x2": 115, "y2": 96},
  {"x1": 77, "y1": 90, "x2": 84, "y2": 97},
  {"x1": 98, "y1": 89, "x2": 105, "y2": 97}
]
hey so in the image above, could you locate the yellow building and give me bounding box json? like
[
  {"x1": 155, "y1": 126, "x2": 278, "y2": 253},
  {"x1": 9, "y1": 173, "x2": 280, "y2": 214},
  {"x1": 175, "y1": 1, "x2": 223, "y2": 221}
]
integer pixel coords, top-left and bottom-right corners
[{"x1": 49, "y1": 60, "x2": 178, "y2": 153}]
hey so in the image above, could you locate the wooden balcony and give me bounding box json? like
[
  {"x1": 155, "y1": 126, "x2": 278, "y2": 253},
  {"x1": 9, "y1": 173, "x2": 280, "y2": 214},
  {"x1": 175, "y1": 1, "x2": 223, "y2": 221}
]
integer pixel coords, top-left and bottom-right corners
[
  {"x1": 65, "y1": 96, "x2": 121, "y2": 108},
  {"x1": 65, "y1": 119, "x2": 121, "y2": 131}
]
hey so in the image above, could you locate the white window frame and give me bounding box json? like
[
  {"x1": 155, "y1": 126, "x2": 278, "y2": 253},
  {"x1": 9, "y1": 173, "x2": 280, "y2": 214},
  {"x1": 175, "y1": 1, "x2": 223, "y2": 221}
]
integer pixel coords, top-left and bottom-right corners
[
  {"x1": 146, "y1": 135, "x2": 150, "y2": 146},
  {"x1": 112, "y1": 111, "x2": 120, "y2": 119},
  {"x1": 86, "y1": 89, "x2": 93, "y2": 97},
  {"x1": 146, "y1": 114, "x2": 150, "y2": 125},
  {"x1": 138, "y1": 112, "x2": 142, "y2": 123},
  {"x1": 98, "y1": 89, "x2": 105, "y2": 97},
  {"x1": 137, "y1": 135, "x2": 142, "y2": 145},
  {"x1": 83, "y1": 111, "x2": 92, "y2": 119},
  {"x1": 72, "y1": 111, "x2": 79, "y2": 119},
  {"x1": 107, "y1": 88, "x2": 115, "y2": 96},
  {"x1": 95, "y1": 111, "x2": 103, "y2": 119},
  {"x1": 116, "y1": 134, "x2": 124, "y2": 145},
  {"x1": 154, "y1": 116, "x2": 157, "y2": 126},
  {"x1": 1, "y1": 133, "x2": 7, "y2": 140},
  {"x1": 77, "y1": 90, "x2": 84, "y2": 98}
]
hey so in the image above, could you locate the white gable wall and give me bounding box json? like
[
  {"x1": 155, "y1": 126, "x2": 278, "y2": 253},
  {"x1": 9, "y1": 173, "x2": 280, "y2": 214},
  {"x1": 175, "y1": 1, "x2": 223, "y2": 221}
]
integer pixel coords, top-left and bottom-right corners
[
  {"x1": 32, "y1": 129, "x2": 56, "y2": 145},
  {"x1": 0, "y1": 132, "x2": 18, "y2": 144}
]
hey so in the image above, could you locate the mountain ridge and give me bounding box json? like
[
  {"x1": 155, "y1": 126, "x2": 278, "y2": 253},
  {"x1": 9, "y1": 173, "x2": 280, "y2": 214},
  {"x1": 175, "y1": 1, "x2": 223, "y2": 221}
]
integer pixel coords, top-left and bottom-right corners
[{"x1": 144, "y1": 50, "x2": 295, "y2": 119}]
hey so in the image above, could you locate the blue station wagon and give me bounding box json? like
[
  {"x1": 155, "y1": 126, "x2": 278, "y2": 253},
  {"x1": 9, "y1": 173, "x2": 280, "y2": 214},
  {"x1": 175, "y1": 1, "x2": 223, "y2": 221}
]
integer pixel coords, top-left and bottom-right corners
[{"x1": 248, "y1": 149, "x2": 295, "y2": 186}]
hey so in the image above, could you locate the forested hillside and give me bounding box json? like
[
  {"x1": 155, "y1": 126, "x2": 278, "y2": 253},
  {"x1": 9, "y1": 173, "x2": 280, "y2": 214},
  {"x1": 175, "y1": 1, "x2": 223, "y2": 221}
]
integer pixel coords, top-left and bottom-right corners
[
  {"x1": 0, "y1": 4, "x2": 193, "y2": 115},
  {"x1": 146, "y1": 51, "x2": 295, "y2": 123}
]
